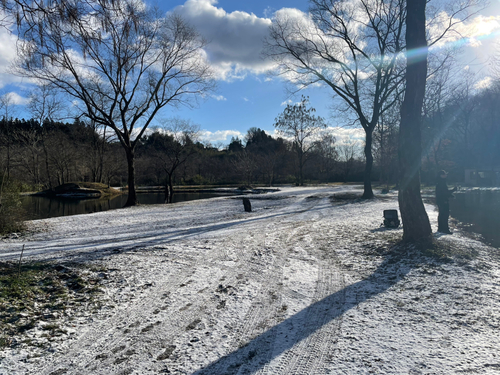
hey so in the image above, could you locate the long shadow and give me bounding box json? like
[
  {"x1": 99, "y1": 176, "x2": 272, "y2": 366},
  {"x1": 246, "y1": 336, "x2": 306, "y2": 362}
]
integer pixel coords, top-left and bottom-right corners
[
  {"x1": 0, "y1": 198, "x2": 327, "y2": 262},
  {"x1": 192, "y1": 246, "x2": 418, "y2": 374}
]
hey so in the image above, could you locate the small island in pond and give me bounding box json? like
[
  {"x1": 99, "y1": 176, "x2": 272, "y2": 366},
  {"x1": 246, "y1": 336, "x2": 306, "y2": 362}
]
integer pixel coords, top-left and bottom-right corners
[{"x1": 34, "y1": 182, "x2": 122, "y2": 199}]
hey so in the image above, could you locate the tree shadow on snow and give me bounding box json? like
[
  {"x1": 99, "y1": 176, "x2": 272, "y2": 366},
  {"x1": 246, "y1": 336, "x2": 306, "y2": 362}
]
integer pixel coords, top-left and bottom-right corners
[
  {"x1": 3, "y1": 200, "x2": 338, "y2": 263},
  {"x1": 192, "y1": 244, "x2": 429, "y2": 375}
]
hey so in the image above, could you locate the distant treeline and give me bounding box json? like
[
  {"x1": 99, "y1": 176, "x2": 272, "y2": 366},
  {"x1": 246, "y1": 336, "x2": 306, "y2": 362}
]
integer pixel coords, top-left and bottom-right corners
[
  {"x1": 1, "y1": 77, "x2": 499, "y2": 191},
  {"x1": 0, "y1": 119, "x2": 366, "y2": 190}
]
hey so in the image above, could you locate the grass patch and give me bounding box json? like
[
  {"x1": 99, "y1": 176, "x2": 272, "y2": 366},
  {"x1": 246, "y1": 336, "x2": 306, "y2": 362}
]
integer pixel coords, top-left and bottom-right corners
[
  {"x1": 0, "y1": 261, "x2": 106, "y2": 350},
  {"x1": 330, "y1": 193, "x2": 363, "y2": 205},
  {"x1": 76, "y1": 182, "x2": 121, "y2": 197},
  {"x1": 421, "y1": 240, "x2": 479, "y2": 261},
  {"x1": 385, "y1": 238, "x2": 479, "y2": 264}
]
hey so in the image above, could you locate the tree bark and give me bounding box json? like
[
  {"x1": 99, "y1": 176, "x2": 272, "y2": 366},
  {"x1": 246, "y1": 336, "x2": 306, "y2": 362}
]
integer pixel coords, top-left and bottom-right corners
[
  {"x1": 124, "y1": 148, "x2": 138, "y2": 207},
  {"x1": 398, "y1": 0, "x2": 432, "y2": 244},
  {"x1": 362, "y1": 129, "x2": 374, "y2": 199}
]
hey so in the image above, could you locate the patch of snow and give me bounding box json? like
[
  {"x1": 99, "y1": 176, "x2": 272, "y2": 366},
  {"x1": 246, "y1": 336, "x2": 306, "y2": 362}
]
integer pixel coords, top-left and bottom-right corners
[{"x1": 0, "y1": 186, "x2": 499, "y2": 374}]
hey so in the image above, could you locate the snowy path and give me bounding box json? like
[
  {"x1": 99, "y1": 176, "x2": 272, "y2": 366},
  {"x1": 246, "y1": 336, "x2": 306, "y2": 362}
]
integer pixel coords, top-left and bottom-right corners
[{"x1": 1, "y1": 186, "x2": 500, "y2": 374}]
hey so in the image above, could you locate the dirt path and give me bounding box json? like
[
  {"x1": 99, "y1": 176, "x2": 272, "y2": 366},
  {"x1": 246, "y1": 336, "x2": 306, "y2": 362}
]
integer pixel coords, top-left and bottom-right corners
[{"x1": 2, "y1": 186, "x2": 499, "y2": 375}]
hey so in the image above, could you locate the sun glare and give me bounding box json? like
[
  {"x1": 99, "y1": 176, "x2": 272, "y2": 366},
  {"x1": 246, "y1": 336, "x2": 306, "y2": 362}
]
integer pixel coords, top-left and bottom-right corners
[{"x1": 474, "y1": 16, "x2": 500, "y2": 38}]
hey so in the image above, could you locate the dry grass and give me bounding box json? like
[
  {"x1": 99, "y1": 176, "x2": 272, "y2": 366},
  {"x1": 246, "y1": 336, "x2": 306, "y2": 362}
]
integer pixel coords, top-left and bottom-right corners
[{"x1": 0, "y1": 261, "x2": 106, "y2": 349}]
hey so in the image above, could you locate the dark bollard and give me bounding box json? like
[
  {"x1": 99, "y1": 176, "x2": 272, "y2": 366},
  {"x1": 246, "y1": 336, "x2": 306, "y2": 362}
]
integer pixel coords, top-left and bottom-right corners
[{"x1": 243, "y1": 198, "x2": 252, "y2": 212}]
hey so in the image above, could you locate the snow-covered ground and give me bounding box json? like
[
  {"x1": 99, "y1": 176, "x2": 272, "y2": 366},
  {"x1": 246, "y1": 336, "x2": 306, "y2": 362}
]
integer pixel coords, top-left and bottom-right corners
[{"x1": 1, "y1": 185, "x2": 499, "y2": 374}]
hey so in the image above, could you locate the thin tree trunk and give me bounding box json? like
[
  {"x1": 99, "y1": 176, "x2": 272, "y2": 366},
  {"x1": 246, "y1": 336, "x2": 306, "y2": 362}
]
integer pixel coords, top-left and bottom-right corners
[
  {"x1": 124, "y1": 148, "x2": 138, "y2": 207},
  {"x1": 42, "y1": 132, "x2": 53, "y2": 189},
  {"x1": 164, "y1": 177, "x2": 170, "y2": 204},
  {"x1": 169, "y1": 176, "x2": 174, "y2": 204},
  {"x1": 6, "y1": 141, "x2": 10, "y2": 180},
  {"x1": 398, "y1": 0, "x2": 432, "y2": 244},
  {"x1": 362, "y1": 129, "x2": 374, "y2": 199},
  {"x1": 298, "y1": 149, "x2": 304, "y2": 186}
]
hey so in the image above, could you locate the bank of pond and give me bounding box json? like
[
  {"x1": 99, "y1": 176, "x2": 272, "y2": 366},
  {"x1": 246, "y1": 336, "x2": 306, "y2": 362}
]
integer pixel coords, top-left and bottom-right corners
[
  {"x1": 19, "y1": 187, "x2": 500, "y2": 249},
  {"x1": 21, "y1": 191, "x2": 237, "y2": 221}
]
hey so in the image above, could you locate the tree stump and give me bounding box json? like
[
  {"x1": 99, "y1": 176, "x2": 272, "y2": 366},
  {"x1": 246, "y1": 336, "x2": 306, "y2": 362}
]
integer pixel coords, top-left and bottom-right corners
[{"x1": 242, "y1": 198, "x2": 252, "y2": 212}]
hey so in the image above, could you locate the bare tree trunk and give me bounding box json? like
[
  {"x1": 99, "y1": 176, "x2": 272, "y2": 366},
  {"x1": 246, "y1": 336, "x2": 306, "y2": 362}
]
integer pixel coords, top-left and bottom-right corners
[
  {"x1": 164, "y1": 176, "x2": 170, "y2": 204},
  {"x1": 41, "y1": 130, "x2": 53, "y2": 189},
  {"x1": 164, "y1": 173, "x2": 175, "y2": 204},
  {"x1": 169, "y1": 176, "x2": 174, "y2": 204},
  {"x1": 362, "y1": 129, "x2": 374, "y2": 199},
  {"x1": 124, "y1": 149, "x2": 138, "y2": 207},
  {"x1": 97, "y1": 127, "x2": 106, "y2": 183},
  {"x1": 398, "y1": 0, "x2": 432, "y2": 244},
  {"x1": 298, "y1": 148, "x2": 304, "y2": 186}
]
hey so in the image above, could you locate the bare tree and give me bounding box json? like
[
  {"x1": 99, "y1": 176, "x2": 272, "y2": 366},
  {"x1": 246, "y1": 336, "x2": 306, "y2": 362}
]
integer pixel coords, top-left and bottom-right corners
[
  {"x1": 27, "y1": 84, "x2": 63, "y2": 189},
  {"x1": 145, "y1": 118, "x2": 200, "y2": 203},
  {"x1": 265, "y1": 0, "x2": 407, "y2": 197},
  {"x1": 0, "y1": 92, "x2": 18, "y2": 179},
  {"x1": 398, "y1": 0, "x2": 432, "y2": 244},
  {"x1": 274, "y1": 96, "x2": 326, "y2": 185},
  {"x1": 337, "y1": 140, "x2": 359, "y2": 182},
  {"x1": 265, "y1": 0, "x2": 482, "y2": 198},
  {"x1": 11, "y1": 0, "x2": 215, "y2": 206},
  {"x1": 373, "y1": 103, "x2": 400, "y2": 188}
]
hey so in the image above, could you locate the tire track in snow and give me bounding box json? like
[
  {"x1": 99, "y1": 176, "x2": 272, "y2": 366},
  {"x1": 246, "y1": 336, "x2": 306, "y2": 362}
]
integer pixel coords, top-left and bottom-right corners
[
  {"x1": 39, "y1": 197, "x2": 315, "y2": 375},
  {"x1": 195, "y1": 195, "x2": 344, "y2": 375},
  {"x1": 8, "y1": 188, "x2": 357, "y2": 375},
  {"x1": 51, "y1": 237, "x2": 262, "y2": 375},
  {"x1": 192, "y1": 203, "x2": 317, "y2": 375},
  {"x1": 251, "y1": 200, "x2": 346, "y2": 375}
]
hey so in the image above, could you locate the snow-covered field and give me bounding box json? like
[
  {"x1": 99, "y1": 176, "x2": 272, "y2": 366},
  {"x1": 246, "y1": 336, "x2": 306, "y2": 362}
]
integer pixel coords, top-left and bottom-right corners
[{"x1": 1, "y1": 185, "x2": 499, "y2": 374}]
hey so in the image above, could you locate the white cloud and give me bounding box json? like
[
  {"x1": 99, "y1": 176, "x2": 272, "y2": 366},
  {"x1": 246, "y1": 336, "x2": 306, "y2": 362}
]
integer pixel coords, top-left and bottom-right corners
[
  {"x1": 268, "y1": 125, "x2": 365, "y2": 148},
  {"x1": 212, "y1": 94, "x2": 227, "y2": 101},
  {"x1": 324, "y1": 126, "x2": 365, "y2": 146},
  {"x1": 0, "y1": 23, "x2": 25, "y2": 88},
  {"x1": 428, "y1": 13, "x2": 500, "y2": 49},
  {"x1": 172, "y1": 0, "x2": 275, "y2": 80},
  {"x1": 474, "y1": 76, "x2": 493, "y2": 90},
  {"x1": 243, "y1": 97, "x2": 250, "y2": 102},
  {"x1": 281, "y1": 99, "x2": 292, "y2": 106},
  {"x1": 4, "y1": 92, "x2": 30, "y2": 105},
  {"x1": 199, "y1": 129, "x2": 243, "y2": 142}
]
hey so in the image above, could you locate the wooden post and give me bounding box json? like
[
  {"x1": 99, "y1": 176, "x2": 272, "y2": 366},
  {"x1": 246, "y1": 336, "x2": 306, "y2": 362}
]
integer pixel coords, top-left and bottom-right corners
[{"x1": 243, "y1": 198, "x2": 252, "y2": 212}]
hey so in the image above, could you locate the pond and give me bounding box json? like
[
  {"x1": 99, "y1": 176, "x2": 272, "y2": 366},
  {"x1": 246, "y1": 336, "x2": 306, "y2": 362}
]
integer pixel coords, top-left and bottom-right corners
[
  {"x1": 449, "y1": 189, "x2": 500, "y2": 248},
  {"x1": 20, "y1": 192, "x2": 235, "y2": 221}
]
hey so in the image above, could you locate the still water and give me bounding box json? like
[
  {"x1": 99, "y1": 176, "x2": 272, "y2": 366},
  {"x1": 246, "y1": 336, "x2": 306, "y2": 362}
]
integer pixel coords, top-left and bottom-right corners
[
  {"x1": 449, "y1": 189, "x2": 500, "y2": 248},
  {"x1": 21, "y1": 192, "x2": 234, "y2": 221}
]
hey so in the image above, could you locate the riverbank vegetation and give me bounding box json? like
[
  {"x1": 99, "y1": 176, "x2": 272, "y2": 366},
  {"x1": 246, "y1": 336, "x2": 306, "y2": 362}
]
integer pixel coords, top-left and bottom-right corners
[{"x1": 0, "y1": 176, "x2": 26, "y2": 235}]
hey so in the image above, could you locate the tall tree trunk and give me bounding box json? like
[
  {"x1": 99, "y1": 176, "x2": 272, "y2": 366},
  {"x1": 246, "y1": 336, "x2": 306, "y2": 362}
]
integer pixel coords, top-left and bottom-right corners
[
  {"x1": 6, "y1": 140, "x2": 10, "y2": 180},
  {"x1": 164, "y1": 174, "x2": 170, "y2": 204},
  {"x1": 41, "y1": 131, "x2": 53, "y2": 189},
  {"x1": 398, "y1": 0, "x2": 432, "y2": 244},
  {"x1": 124, "y1": 148, "x2": 138, "y2": 207},
  {"x1": 362, "y1": 129, "x2": 374, "y2": 199},
  {"x1": 298, "y1": 148, "x2": 304, "y2": 186},
  {"x1": 98, "y1": 127, "x2": 107, "y2": 183},
  {"x1": 168, "y1": 175, "x2": 174, "y2": 204}
]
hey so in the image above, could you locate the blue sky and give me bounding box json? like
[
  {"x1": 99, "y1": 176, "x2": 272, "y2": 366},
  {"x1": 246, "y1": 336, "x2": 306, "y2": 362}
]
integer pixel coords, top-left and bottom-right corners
[
  {"x1": 1, "y1": 0, "x2": 499, "y2": 146},
  {"x1": 160, "y1": 0, "x2": 336, "y2": 145},
  {"x1": 161, "y1": 0, "x2": 500, "y2": 144}
]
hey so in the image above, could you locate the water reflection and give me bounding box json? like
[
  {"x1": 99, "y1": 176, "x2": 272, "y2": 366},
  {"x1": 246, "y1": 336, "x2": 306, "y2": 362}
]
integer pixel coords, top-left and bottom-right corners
[
  {"x1": 449, "y1": 189, "x2": 500, "y2": 248},
  {"x1": 21, "y1": 192, "x2": 234, "y2": 220}
]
